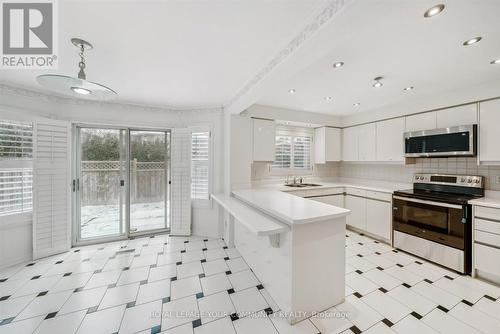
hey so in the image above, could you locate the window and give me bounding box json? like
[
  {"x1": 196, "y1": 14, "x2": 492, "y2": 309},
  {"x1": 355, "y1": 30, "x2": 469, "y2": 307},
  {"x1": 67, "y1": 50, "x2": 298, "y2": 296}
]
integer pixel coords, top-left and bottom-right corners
[
  {"x1": 0, "y1": 120, "x2": 33, "y2": 216},
  {"x1": 272, "y1": 127, "x2": 312, "y2": 172},
  {"x1": 191, "y1": 131, "x2": 210, "y2": 200}
]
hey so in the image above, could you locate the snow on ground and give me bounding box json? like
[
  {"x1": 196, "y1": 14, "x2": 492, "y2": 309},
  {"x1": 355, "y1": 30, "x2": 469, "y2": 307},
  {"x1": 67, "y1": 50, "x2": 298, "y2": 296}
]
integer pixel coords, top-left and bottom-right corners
[{"x1": 81, "y1": 202, "x2": 168, "y2": 239}]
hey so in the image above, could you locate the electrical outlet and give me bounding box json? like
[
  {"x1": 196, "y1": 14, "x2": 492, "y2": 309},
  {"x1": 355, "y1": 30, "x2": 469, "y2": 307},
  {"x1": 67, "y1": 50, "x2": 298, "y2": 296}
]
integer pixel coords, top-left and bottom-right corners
[{"x1": 496, "y1": 176, "x2": 500, "y2": 184}]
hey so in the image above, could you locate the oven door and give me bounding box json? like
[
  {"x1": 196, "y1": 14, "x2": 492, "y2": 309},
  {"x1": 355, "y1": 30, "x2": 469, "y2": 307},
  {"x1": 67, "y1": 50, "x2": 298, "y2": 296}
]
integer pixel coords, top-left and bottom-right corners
[{"x1": 392, "y1": 196, "x2": 466, "y2": 250}]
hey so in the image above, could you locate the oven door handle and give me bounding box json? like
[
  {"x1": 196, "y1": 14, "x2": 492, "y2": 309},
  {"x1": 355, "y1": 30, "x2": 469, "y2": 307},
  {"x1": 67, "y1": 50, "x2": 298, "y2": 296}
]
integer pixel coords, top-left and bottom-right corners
[{"x1": 393, "y1": 196, "x2": 463, "y2": 209}]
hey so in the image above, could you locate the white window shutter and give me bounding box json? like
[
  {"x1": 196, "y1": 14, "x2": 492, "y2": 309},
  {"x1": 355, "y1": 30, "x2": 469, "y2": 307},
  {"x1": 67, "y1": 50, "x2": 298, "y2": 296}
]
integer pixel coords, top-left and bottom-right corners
[
  {"x1": 170, "y1": 128, "x2": 192, "y2": 236},
  {"x1": 32, "y1": 120, "x2": 71, "y2": 259}
]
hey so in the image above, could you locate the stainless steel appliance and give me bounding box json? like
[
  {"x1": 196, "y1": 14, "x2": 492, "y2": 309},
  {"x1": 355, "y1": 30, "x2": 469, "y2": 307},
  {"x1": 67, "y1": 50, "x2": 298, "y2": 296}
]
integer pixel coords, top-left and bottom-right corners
[
  {"x1": 404, "y1": 124, "x2": 477, "y2": 158},
  {"x1": 392, "y1": 173, "x2": 484, "y2": 274}
]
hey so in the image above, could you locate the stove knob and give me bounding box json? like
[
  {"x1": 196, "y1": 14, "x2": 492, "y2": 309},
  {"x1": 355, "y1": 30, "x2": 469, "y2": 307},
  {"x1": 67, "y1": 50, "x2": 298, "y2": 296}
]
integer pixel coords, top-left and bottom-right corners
[
  {"x1": 467, "y1": 178, "x2": 472, "y2": 183},
  {"x1": 474, "y1": 179, "x2": 481, "y2": 184},
  {"x1": 460, "y1": 178, "x2": 466, "y2": 183}
]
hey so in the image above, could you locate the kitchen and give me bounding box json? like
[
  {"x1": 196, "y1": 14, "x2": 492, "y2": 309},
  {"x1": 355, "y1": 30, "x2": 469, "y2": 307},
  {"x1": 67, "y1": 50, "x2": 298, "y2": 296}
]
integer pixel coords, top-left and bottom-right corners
[{"x1": 2, "y1": 1, "x2": 500, "y2": 333}]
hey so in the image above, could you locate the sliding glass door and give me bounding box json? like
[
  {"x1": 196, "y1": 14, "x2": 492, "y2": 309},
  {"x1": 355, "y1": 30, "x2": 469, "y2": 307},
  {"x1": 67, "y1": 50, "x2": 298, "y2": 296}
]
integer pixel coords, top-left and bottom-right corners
[{"x1": 75, "y1": 127, "x2": 170, "y2": 243}]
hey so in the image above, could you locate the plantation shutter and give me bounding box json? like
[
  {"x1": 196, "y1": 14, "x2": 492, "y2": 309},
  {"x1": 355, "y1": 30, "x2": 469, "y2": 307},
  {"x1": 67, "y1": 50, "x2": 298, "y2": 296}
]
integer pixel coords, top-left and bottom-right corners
[
  {"x1": 32, "y1": 119, "x2": 71, "y2": 259},
  {"x1": 170, "y1": 128, "x2": 192, "y2": 236},
  {"x1": 191, "y1": 131, "x2": 209, "y2": 200},
  {"x1": 293, "y1": 136, "x2": 312, "y2": 169}
]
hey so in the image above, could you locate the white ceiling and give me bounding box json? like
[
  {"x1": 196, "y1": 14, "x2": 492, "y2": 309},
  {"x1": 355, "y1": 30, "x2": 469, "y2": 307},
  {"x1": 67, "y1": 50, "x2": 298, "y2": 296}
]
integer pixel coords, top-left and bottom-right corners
[
  {"x1": 258, "y1": 0, "x2": 500, "y2": 116},
  {"x1": 0, "y1": 0, "x2": 324, "y2": 108}
]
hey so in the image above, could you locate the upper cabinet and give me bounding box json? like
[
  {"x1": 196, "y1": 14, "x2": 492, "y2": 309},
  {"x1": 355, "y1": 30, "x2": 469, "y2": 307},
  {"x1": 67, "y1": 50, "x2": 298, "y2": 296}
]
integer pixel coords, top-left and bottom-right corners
[
  {"x1": 376, "y1": 117, "x2": 405, "y2": 162},
  {"x1": 358, "y1": 123, "x2": 377, "y2": 161},
  {"x1": 342, "y1": 126, "x2": 359, "y2": 162},
  {"x1": 252, "y1": 118, "x2": 275, "y2": 162},
  {"x1": 314, "y1": 127, "x2": 341, "y2": 163},
  {"x1": 479, "y1": 99, "x2": 500, "y2": 163},
  {"x1": 405, "y1": 112, "x2": 437, "y2": 132},
  {"x1": 436, "y1": 104, "x2": 477, "y2": 128}
]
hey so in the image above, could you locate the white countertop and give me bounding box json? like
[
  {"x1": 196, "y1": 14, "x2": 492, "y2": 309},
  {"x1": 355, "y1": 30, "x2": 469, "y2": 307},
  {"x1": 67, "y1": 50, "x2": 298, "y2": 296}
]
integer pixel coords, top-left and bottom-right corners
[{"x1": 469, "y1": 192, "x2": 500, "y2": 209}]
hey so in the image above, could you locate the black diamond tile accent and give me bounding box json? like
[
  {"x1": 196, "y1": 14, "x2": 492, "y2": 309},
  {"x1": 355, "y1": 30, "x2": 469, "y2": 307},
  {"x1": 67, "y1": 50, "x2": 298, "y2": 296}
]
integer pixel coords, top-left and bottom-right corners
[
  {"x1": 346, "y1": 235, "x2": 349, "y2": 237},
  {"x1": 349, "y1": 325, "x2": 362, "y2": 334},
  {"x1": 74, "y1": 249, "x2": 80, "y2": 252},
  {"x1": 116, "y1": 249, "x2": 135, "y2": 255},
  {"x1": 37, "y1": 291, "x2": 48, "y2": 297},
  {"x1": 225, "y1": 271, "x2": 232, "y2": 275},
  {"x1": 108, "y1": 283, "x2": 117, "y2": 288},
  {"x1": 126, "y1": 301, "x2": 136, "y2": 308},
  {"x1": 94, "y1": 269, "x2": 102, "y2": 274},
  {"x1": 376, "y1": 266, "x2": 384, "y2": 271},
  {"x1": 227, "y1": 288, "x2": 235, "y2": 294},
  {"x1": 374, "y1": 240, "x2": 379, "y2": 244},
  {"x1": 123, "y1": 267, "x2": 130, "y2": 271},
  {"x1": 356, "y1": 254, "x2": 363, "y2": 258},
  {"x1": 176, "y1": 262, "x2": 182, "y2": 266},
  {"x1": 164, "y1": 242, "x2": 168, "y2": 245},
  {"x1": 162, "y1": 297, "x2": 171, "y2": 303},
  {"x1": 87, "y1": 306, "x2": 98, "y2": 314},
  {"x1": 0, "y1": 295, "x2": 10, "y2": 301},
  {"x1": 353, "y1": 292, "x2": 362, "y2": 298},
  {"x1": 0, "y1": 279, "x2": 7, "y2": 283},
  {"x1": 375, "y1": 252, "x2": 382, "y2": 255},
  {"x1": 358, "y1": 242, "x2": 364, "y2": 245},
  {"x1": 415, "y1": 260, "x2": 423, "y2": 265},
  {"x1": 184, "y1": 241, "x2": 189, "y2": 243},
  {"x1": 158, "y1": 252, "x2": 164, "y2": 256},
  {"x1": 230, "y1": 313, "x2": 239, "y2": 321},
  {"x1": 411, "y1": 311, "x2": 422, "y2": 319},
  {"x1": 264, "y1": 307, "x2": 273, "y2": 315},
  {"x1": 171, "y1": 277, "x2": 177, "y2": 282},
  {"x1": 0, "y1": 317, "x2": 14, "y2": 325},
  {"x1": 396, "y1": 263, "x2": 404, "y2": 267},
  {"x1": 26, "y1": 263, "x2": 35, "y2": 267},
  {"x1": 31, "y1": 275, "x2": 41, "y2": 280},
  {"x1": 196, "y1": 292, "x2": 204, "y2": 299},
  {"x1": 134, "y1": 254, "x2": 140, "y2": 258},
  {"x1": 224, "y1": 257, "x2": 229, "y2": 261},
  {"x1": 74, "y1": 287, "x2": 84, "y2": 293},
  {"x1": 359, "y1": 233, "x2": 365, "y2": 236},
  {"x1": 437, "y1": 305, "x2": 449, "y2": 312},
  {"x1": 55, "y1": 261, "x2": 63, "y2": 264},
  {"x1": 181, "y1": 250, "x2": 186, "y2": 253},
  {"x1": 203, "y1": 239, "x2": 208, "y2": 242},
  {"x1": 382, "y1": 318, "x2": 394, "y2": 327},
  {"x1": 223, "y1": 246, "x2": 228, "y2": 249},
  {"x1": 200, "y1": 259, "x2": 206, "y2": 263},
  {"x1": 150, "y1": 235, "x2": 155, "y2": 238},
  {"x1": 150, "y1": 264, "x2": 157, "y2": 269},
  {"x1": 461, "y1": 299, "x2": 474, "y2": 307},
  {"x1": 202, "y1": 248, "x2": 207, "y2": 251},
  {"x1": 108, "y1": 257, "x2": 116, "y2": 260},
  {"x1": 45, "y1": 312, "x2": 57, "y2": 319},
  {"x1": 355, "y1": 270, "x2": 363, "y2": 274},
  {"x1": 444, "y1": 275, "x2": 454, "y2": 280},
  {"x1": 256, "y1": 284, "x2": 264, "y2": 290},
  {"x1": 379, "y1": 287, "x2": 388, "y2": 293},
  {"x1": 484, "y1": 295, "x2": 497, "y2": 301},
  {"x1": 140, "y1": 280, "x2": 148, "y2": 285},
  {"x1": 402, "y1": 283, "x2": 411, "y2": 288},
  {"x1": 192, "y1": 319, "x2": 202, "y2": 328},
  {"x1": 151, "y1": 325, "x2": 162, "y2": 334},
  {"x1": 82, "y1": 258, "x2": 90, "y2": 262},
  {"x1": 424, "y1": 279, "x2": 433, "y2": 284},
  {"x1": 392, "y1": 250, "x2": 398, "y2": 253},
  {"x1": 63, "y1": 272, "x2": 72, "y2": 277},
  {"x1": 199, "y1": 274, "x2": 205, "y2": 279}
]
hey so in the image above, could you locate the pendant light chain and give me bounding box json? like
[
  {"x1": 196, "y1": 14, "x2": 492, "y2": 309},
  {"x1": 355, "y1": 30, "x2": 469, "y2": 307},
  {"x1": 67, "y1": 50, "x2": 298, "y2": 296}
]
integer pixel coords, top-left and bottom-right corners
[{"x1": 77, "y1": 44, "x2": 87, "y2": 80}]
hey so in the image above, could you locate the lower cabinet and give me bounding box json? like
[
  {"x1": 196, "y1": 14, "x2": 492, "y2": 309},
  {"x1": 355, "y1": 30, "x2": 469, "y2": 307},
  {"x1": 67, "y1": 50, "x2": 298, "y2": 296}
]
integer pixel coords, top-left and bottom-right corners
[
  {"x1": 366, "y1": 199, "x2": 392, "y2": 241},
  {"x1": 473, "y1": 205, "x2": 500, "y2": 284},
  {"x1": 345, "y1": 195, "x2": 366, "y2": 231}
]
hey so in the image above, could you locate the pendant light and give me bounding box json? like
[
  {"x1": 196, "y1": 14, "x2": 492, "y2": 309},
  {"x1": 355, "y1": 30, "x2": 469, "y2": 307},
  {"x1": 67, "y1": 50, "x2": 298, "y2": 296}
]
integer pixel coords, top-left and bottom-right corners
[{"x1": 37, "y1": 38, "x2": 117, "y2": 100}]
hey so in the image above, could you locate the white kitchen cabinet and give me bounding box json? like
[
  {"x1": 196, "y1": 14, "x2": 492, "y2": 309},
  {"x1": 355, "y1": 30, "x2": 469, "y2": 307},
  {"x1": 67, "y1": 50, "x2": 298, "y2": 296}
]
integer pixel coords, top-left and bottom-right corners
[
  {"x1": 345, "y1": 195, "x2": 366, "y2": 230},
  {"x1": 314, "y1": 127, "x2": 341, "y2": 163},
  {"x1": 358, "y1": 123, "x2": 377, "y2": 161},
  {"x1": 479, "y1": 99, "x2": 500, "y2": 163},
  {"x1": 309, "y1": 194, "x2": 344, "y2": 208},
  {"x1": 405, "y1": 112, "x2": 437, "y2": 132},
  {"x1": 366, "y1": 199, "x2": 392, "y2": 241},
  {"x1": 436, "y1": 104, "x2": 477, "y2": 128},
  {"x1": 252, "y1": 118, "x2": 275, "y2": 161},
  {"x1": 342, "y1": 126, "x2": 359, "y2": 161},
  {"x1": 376, "y1": 118, "x2": 405, "y2": 162}
]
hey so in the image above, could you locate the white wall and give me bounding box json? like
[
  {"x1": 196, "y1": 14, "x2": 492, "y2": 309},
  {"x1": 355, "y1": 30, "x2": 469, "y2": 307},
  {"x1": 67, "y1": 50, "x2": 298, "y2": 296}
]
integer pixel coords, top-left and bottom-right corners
[
  {"x1": 246, "y1": 104, "x2": 341, "y2": 126},
  {"x1": 0, "y1": 213, "x2": 32, "y2": 269}
]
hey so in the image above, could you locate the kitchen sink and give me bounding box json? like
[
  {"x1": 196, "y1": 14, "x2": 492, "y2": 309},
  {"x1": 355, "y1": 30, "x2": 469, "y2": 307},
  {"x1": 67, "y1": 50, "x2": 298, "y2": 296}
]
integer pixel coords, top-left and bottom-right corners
[{"x1": 285, "y1": 183, "x2": 322, "y2": 187}]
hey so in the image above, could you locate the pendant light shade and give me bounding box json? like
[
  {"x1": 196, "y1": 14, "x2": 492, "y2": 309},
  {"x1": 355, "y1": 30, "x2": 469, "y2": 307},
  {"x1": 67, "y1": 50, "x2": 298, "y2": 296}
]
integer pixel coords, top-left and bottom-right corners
[{"x1": 36, "y1": 38, "x2": 117, "y2": 100}]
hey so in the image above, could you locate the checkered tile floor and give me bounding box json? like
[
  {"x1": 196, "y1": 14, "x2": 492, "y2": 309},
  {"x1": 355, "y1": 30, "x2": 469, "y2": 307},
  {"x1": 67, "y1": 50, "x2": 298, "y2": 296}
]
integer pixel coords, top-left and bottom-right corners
[{"x1": 1, "y1": 232, "x2": 500, "y2": 334}]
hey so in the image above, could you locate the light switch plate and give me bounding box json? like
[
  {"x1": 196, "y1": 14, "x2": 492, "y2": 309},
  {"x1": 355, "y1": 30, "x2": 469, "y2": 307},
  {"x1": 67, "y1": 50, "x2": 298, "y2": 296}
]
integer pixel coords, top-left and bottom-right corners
[{"x1": 496, "y1": 176, "x2": 500, "y2": 184}]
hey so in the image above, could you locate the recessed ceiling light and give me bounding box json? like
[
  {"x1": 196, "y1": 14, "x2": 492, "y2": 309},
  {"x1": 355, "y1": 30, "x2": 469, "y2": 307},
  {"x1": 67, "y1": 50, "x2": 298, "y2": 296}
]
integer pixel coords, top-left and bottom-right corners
[
  {"x1": 71, "y1": 86, "x2": 91, "y2": 95},
  {"x1": 403, "y1": 86, "x2": 414, "y2": 91},
  {"x1": 324, "y1": 96, "x2": 333, "y2": 101},
  {"x1": 288, "y1": 88, "x2": 296, "y2": 94},
  {"x1": 333, "y1": 62, "x2": 344, "y2": 68},
  {"x1": 353, "y1": 103, "x2": 360, "y2": 107},
  {"x1": 372, "y1": 76, "x2": 383, "y2": 88},
  {"x1": 424, "y1": 4, "x2": 445, "y2": 18},
  {"x1": 463, "y1": 37, "x2": 482, "y2": 46},
  {"x1": 490, "y1": 59, "x2": 500, "y2": 65}
]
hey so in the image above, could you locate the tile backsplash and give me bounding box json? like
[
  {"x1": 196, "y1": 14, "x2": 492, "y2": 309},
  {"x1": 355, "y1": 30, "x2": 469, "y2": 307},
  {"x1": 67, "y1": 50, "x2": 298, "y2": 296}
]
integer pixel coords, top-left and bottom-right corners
[
  {"x1": 251, "y1": 161, "x2": 339, "y2": 181},
  {"x1": 339, "y1": 158, "x2": 500, "y2": 190}
]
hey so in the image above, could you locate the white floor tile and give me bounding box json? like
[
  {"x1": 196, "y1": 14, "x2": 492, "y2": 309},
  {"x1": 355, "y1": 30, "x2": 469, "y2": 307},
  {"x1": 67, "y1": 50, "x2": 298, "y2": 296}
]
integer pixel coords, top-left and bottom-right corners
[
  {"x1": 205, "y1": 239, "x2": 226, "y2": 250},
  {"x1": 345, "y1": 263, "x2": 356, "y2": 274},
  {"x1": 119, "y1": 299, "x2": 162, "y2": 334},
  {"x1": 411, "y1": 281, "x2": 461, "y2": 310},
  {"x1": 309, "y1": 307, "x2": 353, "y2": 334},
  {"x1": 453, "y1": 275, "x2": 500, "y2": 299},
  {"x1": 230, "y1": 287, "x2": 269, "y2": 316},
  {"x1": 198, "y1": 291, "x2": 235, "y2": 324},
  {"x1": 363, "y1": 254, "x2": 397, "y2": 269},
  {"x1": 59, "y1": 286, "x2": 107, "y2": 315},
  {"x1": 34, "y1": 310, "x2": 86, "y2": 334},
  {"x1": 270, "y1": 315, "x2": 319, "y2": 334},
  {"x1": 204, "y1": 248, "x2": 227, "y2": 262},
  {"x1": 185, "y1": 241, "x2": 206, "y2": 252},
  {"x1": 0, "y1": 294, "x2": 35, "y2": 320},
  {"x1": 404, "y1": 263, "x2": 452, "y2": 282},
  {"x1": 227, "y1": 270, "x2": 259, "y2": 291},
  {"x1": 202, "y1": 259, "x2": 229, "y2": 276},
  {"x1": 136, "y1": 279, "x2": 170, "y2": 305},
  {"x1": 422, "y1": 308, "x2": 480, "y2": 334},
  {"x1": 0, "y1": 315, "x2": 44, "y2": 334},
  {"x1": 448, "y1": 302, "x2": 500, "y2": 333},
  {"x1": 84, "y1": 270, "x2": 121, "y2": 290},
  {"x1": 157, "y1": 252, "x2": 182, "y2": 267},
  {"x1": 345, "y1": 272, "x2": 379, "y2": 296},
  {"x1": 364, "y1": 242, "x2": 394, "y2": 254},
  {"x1": 362, "y1": 269, "x2": 402, "y2": 290},
  {"x1": 13, "y1": 275, "x2": 62, "y2": 297},
  {"x1": 162, "y1": 322, "x2": 194, "y2": 334},
  {"x1": 182, "y1": 251, "x2": 205, "y2": 264},
  {"x1": 224, "y1": 248, "x2": 240, "y2": 259},
  {"x1": 336, "y1": 295, "x2": 384, "y2": 331},
  {"x1": 72, "y1": 259, "x2": 108, "y2": 275},
  {"x1": 391, "y1": 315, "x2": 438, "y2": 334},
  {"x1": 17, "y1": 290, "x2": 73, "y2": 320},
  {"x1": 177, "y1": 261, "x2": 204, "y2": 279},
  {"x1": 130, "y1": 254, "x2": 158, "y2": 269},
  {"x1": 346, "y1": 256, "x2": 377, "y2": 272},
  {"x1": 98, "y1": 282, "x2": 140, "y2": 310},
  {"x1": 362, "y1": 290, "x2": 411, "y2": 323},
  {"x1": 433, "y1": 277, "x2": 485, "y2": 303},
  {"x1": 473, "y1": 296, "x2": 500, "y2": 321},
  {"x1": 171, "y1": 276, "x2": 202, "y2": 300},
  {"x1": 233, "y1": 314, "x2": 278, "y2": 334},
  {"x1": 384, "y1": 266, "x2": 425, "y2": 286},
  {"x1": 117, "y1": 267, "x2": 150, "y2": 286},
  {"x1": 194, "y1": 316, "x2": 235, "y2": 334},
  {"x1": 102, "y1": 256, "x2": 133, "y2": 272},
  {"x1": 363, "y1": 322, "x2": 397, "y2": 334},
  {"x1": 260, "y1": 289, "x2": 280, "y2": 313},
  {"x1": 161, "y1": 295, "x2": 199, "y2": 331},
  {"x1": 50, "y1": 273, "x2": 93, "y2": 293},
  {"x1": 164, "y1": 242, "x2": 186, "y2": 253},
  {"x1": 200, "y1": 272, "x2": 232, "y2": 296},
  {"x1": 387, "y1": 286, "x2": 436, "y2": 316},
  {"x1": 346, "y1": 244, "x2": 372, "y2": 256},
  {"x1": 0, "y1": 278, "x2": 27, "y2": 297},
  {"x1": 149, "y1": 264, "x2": 176, "y2": 282},
  {"x1": 381, "y1": 252, "x2": 418, "y2": 266}
]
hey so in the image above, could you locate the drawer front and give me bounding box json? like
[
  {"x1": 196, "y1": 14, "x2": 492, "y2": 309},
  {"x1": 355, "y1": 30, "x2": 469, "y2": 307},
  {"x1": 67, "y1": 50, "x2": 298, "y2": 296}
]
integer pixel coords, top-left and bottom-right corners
[
  {"x1": 303, "y1": 187, "x2": 343, "y2": 197},
  {"x1": 345, "y1": 187, "x2": 367, "y2": 198},
  {"x1": 475, "y1": 206, "x2": 500, "y2": 221},
  {"x1": 365, "y1": 190, "x2": 392, "y2": 202},
  {"x1": 475, "y1": 218, "x2": 500, "y2": 235},
  {"x1": 475, "y1": 230, "x2": 500, "y2": 248},
  {"x1": 475, "y1": 243, "x2": 500, "y2": 277}
]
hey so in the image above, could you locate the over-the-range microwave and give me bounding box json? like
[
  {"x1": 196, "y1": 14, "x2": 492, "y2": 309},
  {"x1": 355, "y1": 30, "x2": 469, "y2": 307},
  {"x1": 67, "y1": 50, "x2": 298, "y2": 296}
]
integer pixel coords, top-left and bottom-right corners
[{"x1": 404, "y1": 124, "x2": 477, "y2": 158}]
